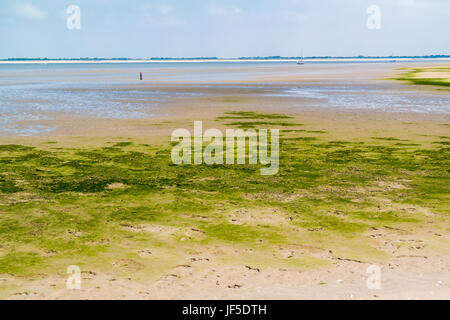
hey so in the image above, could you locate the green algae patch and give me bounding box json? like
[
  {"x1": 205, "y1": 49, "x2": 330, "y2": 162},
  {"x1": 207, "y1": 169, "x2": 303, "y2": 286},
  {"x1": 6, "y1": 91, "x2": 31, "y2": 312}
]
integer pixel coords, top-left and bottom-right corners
[
  {"x1": 0, "y1": 118, "x2": 448, "y2": 278},
  {"x1": 219, "y1": 111, "x2": 302, "y2": 129},
  {"x1": 0, "y1": 252, "x2": 45, "y2": 276},
  {"x1": 394, "y1": 67, "x2": 450, "y2": 88},
  {"x1": 218, "y1": 111, "x2": 294, "y2": 120},
  {"x1": 226, "y1": 121, "x2": 303, "y2": 129},
  {"x1": 203, "y1": 223, "x2": 284, "y2": 243}
]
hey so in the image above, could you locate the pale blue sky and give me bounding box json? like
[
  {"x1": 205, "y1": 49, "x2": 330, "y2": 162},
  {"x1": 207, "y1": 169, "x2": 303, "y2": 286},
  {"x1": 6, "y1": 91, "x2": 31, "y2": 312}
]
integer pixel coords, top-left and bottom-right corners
[{"x1": 0, "y1": 0, "x2": 449, "y2": 58}]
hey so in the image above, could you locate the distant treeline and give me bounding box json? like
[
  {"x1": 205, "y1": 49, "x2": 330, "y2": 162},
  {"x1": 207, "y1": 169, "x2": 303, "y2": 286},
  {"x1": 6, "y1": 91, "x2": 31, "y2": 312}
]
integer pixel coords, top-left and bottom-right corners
[
  {"x1": 236, "y1": 55, "x2": 450, "y2": 60},
  {"x1": 1, "y1": 57, "x2": 219, "y2": 61},
  {"x1": 149, "y1": 57, "x2": 219, "y2": 60},
  {"x1": 2, "y1": 57, "x2": 133, "y2": 61},
  {"x1": 2, "y1": 55, "x2": 449, "y2": 61}
]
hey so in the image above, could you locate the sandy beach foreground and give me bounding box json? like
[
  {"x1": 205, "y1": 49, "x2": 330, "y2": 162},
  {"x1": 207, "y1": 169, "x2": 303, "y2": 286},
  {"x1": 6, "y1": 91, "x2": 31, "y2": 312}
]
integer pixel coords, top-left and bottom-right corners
[{"x1": 0, "y1": 62, "x2": 448, "y2": 300}]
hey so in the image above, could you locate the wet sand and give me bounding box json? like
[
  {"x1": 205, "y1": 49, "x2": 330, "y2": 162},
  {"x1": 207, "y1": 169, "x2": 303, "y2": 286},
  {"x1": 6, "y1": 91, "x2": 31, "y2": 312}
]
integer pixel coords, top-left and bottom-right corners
[{"x1": 1, "y1": 61, "x2": 449, "y2": 138}]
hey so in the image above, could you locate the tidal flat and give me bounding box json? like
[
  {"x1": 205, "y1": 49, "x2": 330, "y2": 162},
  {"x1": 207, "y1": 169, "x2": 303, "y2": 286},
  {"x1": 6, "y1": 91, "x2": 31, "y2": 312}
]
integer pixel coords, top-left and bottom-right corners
[
  {"x1": 0, "y1": 61, "x2": 448, "y2": 299},
  {"x1": 0, "y1": 110, "x2": 449, "y2": 299}
]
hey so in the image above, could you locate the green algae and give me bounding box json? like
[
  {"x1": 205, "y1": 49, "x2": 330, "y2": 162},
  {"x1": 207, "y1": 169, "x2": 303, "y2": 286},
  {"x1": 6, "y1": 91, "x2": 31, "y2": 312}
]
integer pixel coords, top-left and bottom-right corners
[
  {"x1": 394, "y1": 68, "x2": 450, "y2": 88},
  {"x1": 0, "y1": 113, "x2": 448, "y2": 277},
  {"x1": 217, "y1": 111, "x2": 294, "y2": 120}
]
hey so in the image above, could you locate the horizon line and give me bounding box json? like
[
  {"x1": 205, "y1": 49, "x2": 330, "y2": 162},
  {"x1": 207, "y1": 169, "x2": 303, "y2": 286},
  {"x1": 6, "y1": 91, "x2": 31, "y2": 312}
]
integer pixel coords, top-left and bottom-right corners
[{"x1": 2, "y1": 54, "x2": 450, "y2": 61}]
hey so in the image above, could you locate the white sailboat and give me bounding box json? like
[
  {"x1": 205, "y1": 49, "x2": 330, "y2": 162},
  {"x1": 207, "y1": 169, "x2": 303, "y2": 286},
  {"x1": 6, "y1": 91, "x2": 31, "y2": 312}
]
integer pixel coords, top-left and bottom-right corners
[{"x1": 296, "y1": 50, "x2": 305, "y2": 65}]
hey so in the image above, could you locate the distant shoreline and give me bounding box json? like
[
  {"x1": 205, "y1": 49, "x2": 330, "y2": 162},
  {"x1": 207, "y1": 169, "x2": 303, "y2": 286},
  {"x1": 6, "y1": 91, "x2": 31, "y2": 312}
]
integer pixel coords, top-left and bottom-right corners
[{"x1": 1, "y1": 57, "x2": 450, "y2": 64}]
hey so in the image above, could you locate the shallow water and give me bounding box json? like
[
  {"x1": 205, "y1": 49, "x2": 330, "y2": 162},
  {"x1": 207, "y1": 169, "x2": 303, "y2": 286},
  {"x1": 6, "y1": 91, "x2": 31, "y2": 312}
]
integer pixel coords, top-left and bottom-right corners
[
  {"x1": 0, "y1": 62, "x2": 448, "y2": 135},
  {"x1": 0, "y1": 63, "x2": 207, "y2": 135},
  {"x1": 0, "y1": 82, "x2": 175, "y2": 135},
  {"x1": 270, "y1": 85, "x2": 450, "y2": 114}
]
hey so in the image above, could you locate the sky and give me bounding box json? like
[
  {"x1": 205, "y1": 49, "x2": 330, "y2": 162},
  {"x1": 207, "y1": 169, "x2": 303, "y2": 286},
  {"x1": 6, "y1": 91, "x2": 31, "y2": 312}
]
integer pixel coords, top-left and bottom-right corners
[{"x1": 0, "y1": 0, "x2": 449, "y2": 58}]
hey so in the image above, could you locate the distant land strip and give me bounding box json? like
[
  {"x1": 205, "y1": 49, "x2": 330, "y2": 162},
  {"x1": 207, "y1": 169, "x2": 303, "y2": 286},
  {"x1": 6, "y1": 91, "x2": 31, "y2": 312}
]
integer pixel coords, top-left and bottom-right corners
[
  {"x1": 1, "y1": 55, "x2": 449, "y2": 64},
  {"x1": 1, "y1": 55, "x2": 450, "y2": 61}
]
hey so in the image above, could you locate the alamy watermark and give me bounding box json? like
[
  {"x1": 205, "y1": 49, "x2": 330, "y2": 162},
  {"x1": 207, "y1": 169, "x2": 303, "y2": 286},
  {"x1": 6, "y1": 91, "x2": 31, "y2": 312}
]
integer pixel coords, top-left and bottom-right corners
[
  {"x1": 171, "y1": 121, "x2": 279, "y2": 175},
  {"x1": 366, "y1": 5, "x2": 381, "y2": 30},
  {"x1": 366, "y1": 265, "x2": 381, "y2": 290},
  {"x1": 66, "y1": 265, "x2": 81, "y2": 290},
  {"x1": 66, "y1": 5, "x2": 81, "y2": 30}
]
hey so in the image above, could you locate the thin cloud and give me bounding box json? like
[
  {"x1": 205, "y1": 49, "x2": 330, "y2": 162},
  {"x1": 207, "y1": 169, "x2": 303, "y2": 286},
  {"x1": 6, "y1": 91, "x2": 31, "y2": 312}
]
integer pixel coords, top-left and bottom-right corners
[
  {"x1": 399, "y1": 0, "x2": 428, "y2": 8},
  {"x1": 140, "y1": 4, "x2": 184, "y2": 26},
  {"x1": 14, "y1": 3, "x2": 48, "y2": 20},
  {"x1": 159, "y1": 4, "x2": 172, "y2": 15},
  {"x1": 208, "y1": 6, "x2": 244, "y2": 17}
]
